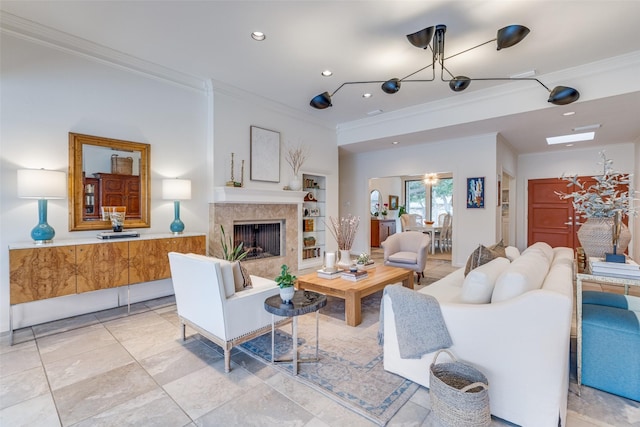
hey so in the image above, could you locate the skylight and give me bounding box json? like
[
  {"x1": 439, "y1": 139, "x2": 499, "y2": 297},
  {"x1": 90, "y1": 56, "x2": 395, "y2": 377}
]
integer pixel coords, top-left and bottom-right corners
[{"x1": 546, "y1": 132, "x2": 595, "y2": 145}]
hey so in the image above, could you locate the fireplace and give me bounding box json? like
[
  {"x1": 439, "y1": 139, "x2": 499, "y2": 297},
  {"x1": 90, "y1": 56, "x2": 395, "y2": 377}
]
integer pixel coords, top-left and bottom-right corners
[
  {"x1": 234, "y1": 220, "x2": 284, "y2": 260},
  {"x1": 211, "y1": 188, "x2": 304, "y2": 278}
]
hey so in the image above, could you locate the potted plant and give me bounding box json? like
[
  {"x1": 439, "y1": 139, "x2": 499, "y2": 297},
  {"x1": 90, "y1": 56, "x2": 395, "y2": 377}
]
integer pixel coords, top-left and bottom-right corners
[
  {"x1": 219, "y1": 225, "x2": 249, "y2": 261},
  {"x1": 356, "y1": 252, "x2": 373, "y2": 269},
  {"x1": 275, "y1": 264, "x2": 296, "y2": 303},
  {"x1": 557, "y1": 151, "x2": 634, "y2": 258}
]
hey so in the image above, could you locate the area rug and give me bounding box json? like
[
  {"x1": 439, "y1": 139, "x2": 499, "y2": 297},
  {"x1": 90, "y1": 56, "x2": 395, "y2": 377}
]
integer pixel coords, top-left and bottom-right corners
[{"x1": 239, "y1": 292, "x2": 419, "y2": 426}]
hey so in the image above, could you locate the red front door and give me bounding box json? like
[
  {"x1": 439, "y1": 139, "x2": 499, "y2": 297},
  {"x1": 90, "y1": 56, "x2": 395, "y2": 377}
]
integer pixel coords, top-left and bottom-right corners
[{"x1": 528, "y1": 178, "x2": 578, "y2": 249}]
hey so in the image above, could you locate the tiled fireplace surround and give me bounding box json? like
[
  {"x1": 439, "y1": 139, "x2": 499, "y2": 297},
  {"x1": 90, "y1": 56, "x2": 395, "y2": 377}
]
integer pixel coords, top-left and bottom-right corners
[{"x1": 209, "y1": 188, "x2": 307, "y2": 278}]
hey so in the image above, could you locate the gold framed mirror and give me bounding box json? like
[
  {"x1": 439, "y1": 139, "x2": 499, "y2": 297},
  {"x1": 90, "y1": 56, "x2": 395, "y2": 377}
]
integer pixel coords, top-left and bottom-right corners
[{"x1": 69, "y1": 133, "x2": 151, "y2": 231}]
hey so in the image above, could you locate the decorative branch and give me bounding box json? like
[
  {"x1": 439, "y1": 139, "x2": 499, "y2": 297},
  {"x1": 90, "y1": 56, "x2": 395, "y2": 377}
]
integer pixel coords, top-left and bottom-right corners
[
  {"x1": 556, "y1": 151, "x2": 636, "y2": 218},
  {"x1": 325, "y1": 215, "x2": 360, "y2": 250},
  {"x1": 284, "y1": 141, "x2": 309, "y2": 176}
]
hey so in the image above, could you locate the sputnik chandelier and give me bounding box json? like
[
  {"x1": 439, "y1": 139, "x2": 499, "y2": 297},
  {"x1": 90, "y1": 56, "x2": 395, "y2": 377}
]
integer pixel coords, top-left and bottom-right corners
[{"x1": 310, "y1": 24, "x2": 580, "y2": 109}]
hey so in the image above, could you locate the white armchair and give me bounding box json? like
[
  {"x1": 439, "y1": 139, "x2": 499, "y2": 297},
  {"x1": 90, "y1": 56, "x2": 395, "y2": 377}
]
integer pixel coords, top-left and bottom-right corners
[
  {"x1": 381, "y1": 231, "x2": 430, "y2": 279},
  {"x1": 168, "y1": 252, "x2": 287, "y2": 372}
]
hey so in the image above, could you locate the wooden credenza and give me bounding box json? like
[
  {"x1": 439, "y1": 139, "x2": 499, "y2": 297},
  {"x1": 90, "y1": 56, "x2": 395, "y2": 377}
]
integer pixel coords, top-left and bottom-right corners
[
  {"x1": 9, "y1": 233, "x2": 206, "y2": 305},
  {"x1": 371, "y1": 219, "x2": 396, "y2": 247}
]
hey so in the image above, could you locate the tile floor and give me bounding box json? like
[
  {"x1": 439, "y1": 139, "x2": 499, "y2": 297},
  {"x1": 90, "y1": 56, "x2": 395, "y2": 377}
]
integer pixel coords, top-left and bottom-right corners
[{"x1": 1, "y1": 255, "x2": 639, "y2": 426}]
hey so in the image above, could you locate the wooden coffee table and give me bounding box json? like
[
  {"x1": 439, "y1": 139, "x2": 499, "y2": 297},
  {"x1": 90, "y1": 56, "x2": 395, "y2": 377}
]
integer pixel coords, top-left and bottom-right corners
[{"x1": 296, "y1": 265, "x2": 414, "y2": 326}]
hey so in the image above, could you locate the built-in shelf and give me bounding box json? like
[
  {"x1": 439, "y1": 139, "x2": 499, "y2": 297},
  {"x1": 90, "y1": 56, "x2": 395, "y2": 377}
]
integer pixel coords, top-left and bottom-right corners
[{"x1": 300, "y1": 173, "x2": 326, "y2": 268}]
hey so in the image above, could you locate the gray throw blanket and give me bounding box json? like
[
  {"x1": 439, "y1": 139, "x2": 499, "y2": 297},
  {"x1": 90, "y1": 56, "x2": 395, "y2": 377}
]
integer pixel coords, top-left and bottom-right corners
[{"x1": 378, "y1": 285, "x2": 452, "y2": 359}]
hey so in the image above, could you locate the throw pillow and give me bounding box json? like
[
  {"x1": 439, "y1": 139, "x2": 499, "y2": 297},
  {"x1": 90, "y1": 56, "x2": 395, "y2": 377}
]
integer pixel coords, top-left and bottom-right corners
[
  {"x1": 491, "y1": 251, "x2": 550, "y2": 303},
  {"x1": 218, "y1": 260, "x2": 236, "y2": 298},
  {"x1": 464, "y1": 244, "x2": 505, "y2": 276},
  {"x1": 461, "y1": 257, "x2": 511, "y2": 303},
  {"x1": 489, "y1": 239, "x2": 507, "y2": 258},
  {"x1": 505, "y1": 246, "x2": 520, "y2": 261},
  {"x1": 232, "y1": 261, "x2": 253, "y2": 292}
]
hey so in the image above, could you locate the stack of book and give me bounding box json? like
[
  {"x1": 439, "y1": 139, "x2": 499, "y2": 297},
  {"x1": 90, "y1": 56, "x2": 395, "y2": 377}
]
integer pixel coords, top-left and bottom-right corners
[
  {"x1": 590, "y1": 257, "x2": 640, "y2": 280},
  {"x1": 317, "y1": 268, "x2": 344, "y2": 279},
  {"x1": 341, "y1": 270, "x2": 368, "y2": 281}
]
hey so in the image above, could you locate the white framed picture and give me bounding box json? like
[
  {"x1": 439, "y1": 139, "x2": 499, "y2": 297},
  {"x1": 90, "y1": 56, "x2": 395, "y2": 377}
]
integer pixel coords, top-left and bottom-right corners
[{"x1": 250, "y1": 126, "x2": 280, "y2": 182}]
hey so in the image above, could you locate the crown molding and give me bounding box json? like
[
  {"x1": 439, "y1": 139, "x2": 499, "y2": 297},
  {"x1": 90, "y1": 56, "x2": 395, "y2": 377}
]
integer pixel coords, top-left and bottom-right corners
[{"x1": 0, "y1": 11, "x2": 205, "y2": 92}]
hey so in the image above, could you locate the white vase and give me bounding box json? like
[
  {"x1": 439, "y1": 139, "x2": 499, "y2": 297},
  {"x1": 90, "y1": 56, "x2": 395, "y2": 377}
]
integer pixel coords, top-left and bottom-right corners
[
  {"x1": 280, "y1": 286, "x2": 295, "y2": 303},
  {"x1": 289, "y1": 175, "x2": 302, "y2": 191},
  {"x1": 338, "y1": 249, "x2": 352, "y2": 267},
  {"x1": 577, "y1": 217, "x2": 631, "y2": 259}
]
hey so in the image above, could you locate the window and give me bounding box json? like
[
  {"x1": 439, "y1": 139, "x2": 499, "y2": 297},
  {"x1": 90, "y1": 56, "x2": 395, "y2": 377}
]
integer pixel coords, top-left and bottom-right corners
[
  {"x1": 405, "y1": 180, "x2": 427, "y2": 218},
  {"x1": 431, "y1": 178, "x2": 453, "y2": 222},
  {"x1": 405, "y1": 177, "x2": 453, "y2": 221}
]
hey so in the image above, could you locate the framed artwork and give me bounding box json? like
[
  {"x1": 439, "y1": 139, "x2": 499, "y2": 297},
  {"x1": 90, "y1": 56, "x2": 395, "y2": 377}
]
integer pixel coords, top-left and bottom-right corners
[
  {"x1": 466, "y1": 177, "x2": 485, "y2": 208},
  {"x1": 250, "y1": 126, "x2": 280, "y2": 182},
  {"x1": 389, "y1": 195, "x2": 399, "y2": 210}
]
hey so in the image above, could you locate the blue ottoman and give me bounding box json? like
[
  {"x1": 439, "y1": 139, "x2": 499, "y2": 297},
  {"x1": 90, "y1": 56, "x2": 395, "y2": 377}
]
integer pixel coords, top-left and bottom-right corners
[{"x1": 582, "y1": 292, "x2": 640, "y2": 402}]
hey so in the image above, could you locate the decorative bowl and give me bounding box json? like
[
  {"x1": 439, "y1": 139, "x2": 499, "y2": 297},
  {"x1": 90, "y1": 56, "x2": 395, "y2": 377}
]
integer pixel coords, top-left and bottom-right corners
[{"x1": 425, "y1": 221, "x2": 435, "y2": 225}]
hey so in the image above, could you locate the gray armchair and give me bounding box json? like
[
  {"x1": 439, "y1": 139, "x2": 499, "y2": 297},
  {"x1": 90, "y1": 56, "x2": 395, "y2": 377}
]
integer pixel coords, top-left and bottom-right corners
[{"x1": 381, "y1": 231, "x2": 430, "y2": 279}]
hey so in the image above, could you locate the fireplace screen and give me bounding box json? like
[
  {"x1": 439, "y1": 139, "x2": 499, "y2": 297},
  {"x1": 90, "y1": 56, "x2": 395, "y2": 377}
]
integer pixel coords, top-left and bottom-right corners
[{"x1": 234, "y1": 221, "x2": 283, "y2": 260}]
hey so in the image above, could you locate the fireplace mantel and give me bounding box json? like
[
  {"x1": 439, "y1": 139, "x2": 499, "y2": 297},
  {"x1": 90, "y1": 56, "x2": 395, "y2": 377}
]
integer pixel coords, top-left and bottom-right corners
[{"x1": 213, "y1": 187, "x2": 306, "y2": 204}]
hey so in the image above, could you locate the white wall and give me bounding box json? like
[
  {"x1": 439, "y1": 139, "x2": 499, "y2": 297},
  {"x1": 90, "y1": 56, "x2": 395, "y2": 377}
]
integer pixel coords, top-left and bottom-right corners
[
  {"x1": 340, "y1": 134, "x2": 499, "y2": 267},
  {"x1": 211, "y1": 90, "x2": 338, "y2": 194},
  {"x1": 516, "y1": 143, "x2": 637, "y2": 253},
  {"x1": 0, "y1": 35, "x2": 209, "y2": 332}
]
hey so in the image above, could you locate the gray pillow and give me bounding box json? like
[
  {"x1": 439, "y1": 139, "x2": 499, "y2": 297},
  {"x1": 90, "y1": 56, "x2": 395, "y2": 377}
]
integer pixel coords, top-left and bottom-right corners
[
  {"x1": 232, "y1": 261, "x2": 253, "y2": 291},
  {"x1": 464, "y1": 243, "x2": 506, "y2": 276}
]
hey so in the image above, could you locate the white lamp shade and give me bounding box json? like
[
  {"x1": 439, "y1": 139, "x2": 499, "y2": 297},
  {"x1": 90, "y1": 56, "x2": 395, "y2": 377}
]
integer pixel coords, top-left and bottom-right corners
[
  {"x1": 162, "y1": 178, "x2": 191, "y2": 200},
  {"x1": 17, "y1": 169, "x2": 67, "y2": 199}
]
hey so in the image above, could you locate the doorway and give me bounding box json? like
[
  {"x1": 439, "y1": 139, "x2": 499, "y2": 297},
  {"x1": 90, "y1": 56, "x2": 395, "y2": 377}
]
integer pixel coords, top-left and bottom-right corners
[{"x1": 528, "y1": 178, "x2": 578, "y2": 249}]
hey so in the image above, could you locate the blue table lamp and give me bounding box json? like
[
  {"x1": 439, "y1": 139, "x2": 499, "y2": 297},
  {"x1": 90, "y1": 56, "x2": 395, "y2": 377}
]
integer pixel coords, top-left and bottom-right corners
[
  {"x1": 17, "y1": 169, "x2": 67, "y2": 244},
  {"x1": 162, "y1": 178, "x2": 191, "y2": 235}
]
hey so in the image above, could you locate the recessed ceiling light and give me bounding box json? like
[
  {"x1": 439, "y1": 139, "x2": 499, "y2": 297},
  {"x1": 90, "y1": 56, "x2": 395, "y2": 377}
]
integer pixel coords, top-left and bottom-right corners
[
  {"x1": 562, "y1": 111, "x2": 576, "y2": 116},
  {"x1": 321, "y1": 70, "x2": 333, "y2": 77},
  {"x1": 546, "y1": 132, "x2": 595, "y2": 145},
  {"x1": 392, "y1": 141, "x2": 399, "y2": 145},
  {"x1": 362, "y1": 93, "x2": 372, "y2": 98},
  {"x1": 251, "y1": 32, "x2": 265, "y2": 41}
]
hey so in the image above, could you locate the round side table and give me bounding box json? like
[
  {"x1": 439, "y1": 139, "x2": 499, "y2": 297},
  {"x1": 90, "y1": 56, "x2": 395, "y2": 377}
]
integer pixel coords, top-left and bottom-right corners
[{"x1": 264, "y1": 290, "x2": 327, "y2": 375}]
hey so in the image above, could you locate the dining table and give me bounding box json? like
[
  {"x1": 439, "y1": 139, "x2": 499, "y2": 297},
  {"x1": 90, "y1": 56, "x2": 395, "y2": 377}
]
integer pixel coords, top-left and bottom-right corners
[{"x1": 404, "y1": 224, "x2": 441, "y2": 253}]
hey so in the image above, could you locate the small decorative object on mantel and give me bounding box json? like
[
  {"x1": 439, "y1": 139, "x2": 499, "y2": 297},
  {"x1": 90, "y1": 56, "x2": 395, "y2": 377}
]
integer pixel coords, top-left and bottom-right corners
[
  {"x1": 275, "y1": 264, "x2": 296, "y2": 303},
  {"x1": 226, "y1": 152, "x2": 244, "y2": 187},
  {"x1": 284, "y1": 140, "x2": 308, "y2": 191},
  {"x1": 556, "y1": 151, "x2": 636, "y2": 259}
]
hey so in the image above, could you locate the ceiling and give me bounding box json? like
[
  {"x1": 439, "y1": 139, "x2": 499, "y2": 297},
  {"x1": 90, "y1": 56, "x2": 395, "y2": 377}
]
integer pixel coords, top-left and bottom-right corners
[{"x1": 2, "y1": 1, "x2": 640, "y2": 154}]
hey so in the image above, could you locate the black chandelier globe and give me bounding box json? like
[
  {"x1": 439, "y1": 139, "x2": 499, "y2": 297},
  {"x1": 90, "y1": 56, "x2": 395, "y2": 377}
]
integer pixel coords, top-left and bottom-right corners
[{"x1": 310, "y1": 24, "x2": 580, "y2": 110}]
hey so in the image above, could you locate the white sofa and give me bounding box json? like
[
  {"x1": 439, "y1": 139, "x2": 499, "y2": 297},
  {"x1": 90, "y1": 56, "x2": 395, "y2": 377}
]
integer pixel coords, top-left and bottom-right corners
[
  {"x1": 382, "y1": 242, "x2": 574, "y2": 427},
  {"x1": 168, "y1": 252, "x2": 286, "y2": 372}
]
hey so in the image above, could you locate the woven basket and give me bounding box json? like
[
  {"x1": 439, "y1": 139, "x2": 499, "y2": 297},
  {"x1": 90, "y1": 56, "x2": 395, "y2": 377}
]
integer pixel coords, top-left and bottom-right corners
[
  {"x1": 430, "y1": 349, "x2": 490, "y2": 427},
  {"x1": 111, "y1": 154, "x2": 133, "y2": 175}
]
